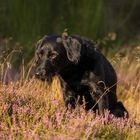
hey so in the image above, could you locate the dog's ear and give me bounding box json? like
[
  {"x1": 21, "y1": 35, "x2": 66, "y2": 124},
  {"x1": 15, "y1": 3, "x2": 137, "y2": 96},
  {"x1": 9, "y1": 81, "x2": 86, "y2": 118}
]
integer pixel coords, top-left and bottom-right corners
[
  {"x1": 62, "y1": 37, "x2": 81, "y2": 64},
  {"x1": 36, "y1": 35, "x2": 48, "y2": 49}
]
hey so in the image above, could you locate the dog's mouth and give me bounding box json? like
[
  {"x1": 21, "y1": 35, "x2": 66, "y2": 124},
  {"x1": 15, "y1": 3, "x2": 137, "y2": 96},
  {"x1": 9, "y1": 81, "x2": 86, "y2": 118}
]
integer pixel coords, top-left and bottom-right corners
[{"x1": 46, "y1": 74, "x2": 54, "y2": 84}]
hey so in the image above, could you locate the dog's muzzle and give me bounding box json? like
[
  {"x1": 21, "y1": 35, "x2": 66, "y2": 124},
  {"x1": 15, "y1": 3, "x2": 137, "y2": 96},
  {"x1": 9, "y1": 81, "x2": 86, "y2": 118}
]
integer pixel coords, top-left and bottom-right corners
[
  {"x1": 35, "y1": 68, "x2": 46, "y2": 80},
  {"x1": 35, "y1": 71, "x2": 53, "y2": 84}
]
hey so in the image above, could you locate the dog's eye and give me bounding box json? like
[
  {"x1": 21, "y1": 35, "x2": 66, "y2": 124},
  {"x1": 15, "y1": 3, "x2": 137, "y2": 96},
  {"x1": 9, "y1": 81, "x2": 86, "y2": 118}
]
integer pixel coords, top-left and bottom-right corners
[{"x1": 49, "y1": 51, "x2": 58, "y2": 60}]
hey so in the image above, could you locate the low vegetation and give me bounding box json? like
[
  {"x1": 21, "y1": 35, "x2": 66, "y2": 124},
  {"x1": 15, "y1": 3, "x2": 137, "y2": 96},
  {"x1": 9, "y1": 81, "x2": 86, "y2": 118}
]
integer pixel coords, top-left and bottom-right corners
[{"x1": 0, "y1": 40, "x2": 140, "y2": 139}]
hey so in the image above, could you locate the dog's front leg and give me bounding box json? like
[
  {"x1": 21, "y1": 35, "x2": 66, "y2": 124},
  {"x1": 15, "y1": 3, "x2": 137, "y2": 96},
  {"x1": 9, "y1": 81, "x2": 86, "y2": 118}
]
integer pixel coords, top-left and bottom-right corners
[
  {"x1": 64, "y1": 88, "x2": 76, "y2": 110},
  {"x1": 59, "y1": 78, "x2": 77, "y2": 110}
]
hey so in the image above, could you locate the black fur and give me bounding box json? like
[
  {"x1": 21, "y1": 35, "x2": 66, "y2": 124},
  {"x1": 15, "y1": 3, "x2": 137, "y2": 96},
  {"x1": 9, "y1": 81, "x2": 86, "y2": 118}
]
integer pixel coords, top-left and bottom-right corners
[{"x1": 34, "y1": 35, "x2": 128, "y2": 117}]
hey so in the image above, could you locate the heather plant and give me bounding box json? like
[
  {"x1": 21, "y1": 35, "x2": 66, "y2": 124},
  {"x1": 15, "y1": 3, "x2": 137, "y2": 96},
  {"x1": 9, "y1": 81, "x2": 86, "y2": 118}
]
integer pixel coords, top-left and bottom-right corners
[{"x1": 0, "y1": 78, "x2": 139, "y2": 139}]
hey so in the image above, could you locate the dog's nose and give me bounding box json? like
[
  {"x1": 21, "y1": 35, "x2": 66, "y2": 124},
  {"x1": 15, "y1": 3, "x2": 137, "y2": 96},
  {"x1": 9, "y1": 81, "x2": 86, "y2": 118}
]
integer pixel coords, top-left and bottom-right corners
[
  {"x1": 35, "y1": 69, "x2": 46, "y2": 77},
  {"x1": 35, "y1": 72, "x2": 40, "y2": 77}
]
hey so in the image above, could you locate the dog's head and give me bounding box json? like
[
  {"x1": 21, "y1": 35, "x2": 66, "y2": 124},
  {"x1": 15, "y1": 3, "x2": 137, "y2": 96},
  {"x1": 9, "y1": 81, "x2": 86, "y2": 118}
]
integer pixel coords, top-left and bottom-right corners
[{"x1": 34, "y1": 35, "x2": 81, "y2": 83}]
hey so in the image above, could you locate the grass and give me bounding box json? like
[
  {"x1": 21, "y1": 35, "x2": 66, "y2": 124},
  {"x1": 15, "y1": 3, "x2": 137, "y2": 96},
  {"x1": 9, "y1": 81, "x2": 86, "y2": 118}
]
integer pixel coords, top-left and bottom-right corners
[{"x1": 0, "y1": 42, "x2": 140, "y2": 139}]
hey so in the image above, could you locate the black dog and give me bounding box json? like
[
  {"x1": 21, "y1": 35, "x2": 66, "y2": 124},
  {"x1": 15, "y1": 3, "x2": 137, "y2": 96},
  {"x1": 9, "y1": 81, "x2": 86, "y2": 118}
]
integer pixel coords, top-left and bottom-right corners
[{"x1": 34, "y1": 34, "x2": 128, "y2": 117}]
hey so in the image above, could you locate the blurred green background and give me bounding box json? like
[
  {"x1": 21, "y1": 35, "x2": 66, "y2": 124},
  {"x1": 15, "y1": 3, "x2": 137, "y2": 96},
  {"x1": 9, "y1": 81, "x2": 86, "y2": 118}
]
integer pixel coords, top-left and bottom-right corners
[{"x1": 0, "y1": 0, "x2": 140, "y2": 63}]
